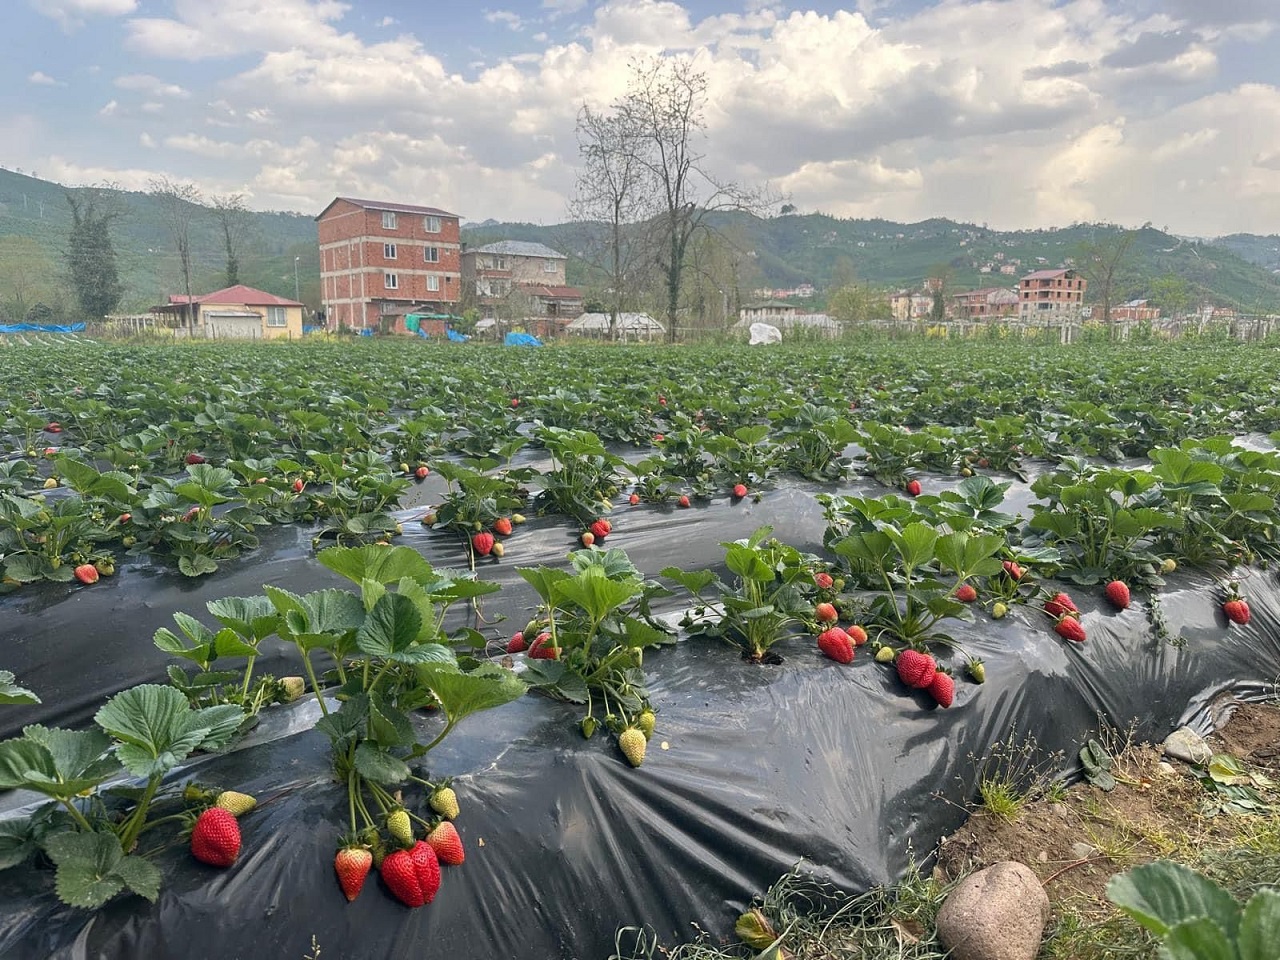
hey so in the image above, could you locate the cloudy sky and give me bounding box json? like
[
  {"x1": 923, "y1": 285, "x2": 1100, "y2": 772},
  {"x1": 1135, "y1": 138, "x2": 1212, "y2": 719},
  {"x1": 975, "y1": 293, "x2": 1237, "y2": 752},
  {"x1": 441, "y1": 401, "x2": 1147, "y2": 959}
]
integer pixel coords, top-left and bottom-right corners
[{"x1": 6, "y1": 0, "x2": 1280, "y2": 235}]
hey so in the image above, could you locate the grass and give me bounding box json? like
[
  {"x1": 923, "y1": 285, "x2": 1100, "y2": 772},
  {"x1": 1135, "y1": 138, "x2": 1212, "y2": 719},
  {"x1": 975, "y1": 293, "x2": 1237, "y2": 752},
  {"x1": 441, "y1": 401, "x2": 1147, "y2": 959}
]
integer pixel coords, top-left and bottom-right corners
[{"x1": 967, "y1": 728, "x2": 1067, "y2": 823}]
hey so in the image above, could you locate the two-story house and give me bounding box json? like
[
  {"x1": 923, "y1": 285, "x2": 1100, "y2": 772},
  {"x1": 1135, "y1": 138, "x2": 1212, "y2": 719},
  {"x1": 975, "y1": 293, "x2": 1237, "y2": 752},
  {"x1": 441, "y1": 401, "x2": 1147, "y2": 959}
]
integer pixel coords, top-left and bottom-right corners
[
  {"x1": 316, "y1": 197, "x2": 462, "y2": 331},
  {"x1": 952, "y1": 287, "x2": 1020, "y2": 319},
  {"x1": 460, "y1": 241, "x2": 583, "y2": 321},
  {"x1": 1018, "y1": 268, "x2": 1086, "y2": 319}
]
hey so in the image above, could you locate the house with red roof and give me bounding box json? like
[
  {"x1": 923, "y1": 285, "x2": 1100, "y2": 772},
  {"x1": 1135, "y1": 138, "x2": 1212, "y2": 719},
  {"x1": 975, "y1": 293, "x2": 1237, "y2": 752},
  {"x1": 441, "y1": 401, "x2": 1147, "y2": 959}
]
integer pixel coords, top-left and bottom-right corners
[
  {"x1": 152, "y1": 284, "x2": 304, "y2": 339},
  {"x1": 316, "y1": 197, "x2": 463, "y2": 332}
]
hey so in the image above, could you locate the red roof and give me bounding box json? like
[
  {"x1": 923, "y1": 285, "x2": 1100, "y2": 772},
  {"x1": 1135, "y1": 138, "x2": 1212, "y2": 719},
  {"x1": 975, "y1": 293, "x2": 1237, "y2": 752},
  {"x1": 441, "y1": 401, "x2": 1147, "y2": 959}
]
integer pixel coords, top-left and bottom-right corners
[
  {"x1": 1021, "y1": 269, "x2": 1072, "y2": 281},
  {"x1": 168, "y1": 284, "x2": 302, "y2": 307},
  {"x1": 316, "y1": 197, "x2": 460, "y2": 221},
  {"x1": 519, "y1": 284, "x2": 583, "y2": 300}
]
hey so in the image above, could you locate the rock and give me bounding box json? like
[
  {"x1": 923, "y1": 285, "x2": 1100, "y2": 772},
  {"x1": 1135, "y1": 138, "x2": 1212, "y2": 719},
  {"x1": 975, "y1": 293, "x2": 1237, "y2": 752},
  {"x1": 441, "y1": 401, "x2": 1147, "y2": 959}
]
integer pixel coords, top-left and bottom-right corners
[
  {"x1": 1157, "y1": 761, "x2": 1177, "y2": 776},
  {"x1": 936, "y1": 861, "x2": 1049, "y2": 960},
  {"x1": 1036, "y1": 850, "x2": 1048, "y2": 863},
  {"x1": 1163, "y1": 726, "x2": 1212, "y2": 765},
  {"x1": 1070, "y1": 842, "x2": 1097, "y2": 861}
]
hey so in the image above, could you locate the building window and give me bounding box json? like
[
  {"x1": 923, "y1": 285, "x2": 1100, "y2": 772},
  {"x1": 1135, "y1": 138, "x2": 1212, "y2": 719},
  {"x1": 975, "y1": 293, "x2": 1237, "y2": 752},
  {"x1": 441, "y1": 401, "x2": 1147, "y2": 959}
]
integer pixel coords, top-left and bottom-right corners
[
  {"x1": 424, "y1": 215, "x2": 441, "y2": 233},
  {"x1": 382, "y1": 211, "x2": 397, "y2": 229},
  {"x1": 543, "y1": 260, "x2": 557, "y2": 273},
  {"x1": 384, "y1": 243, "x2": 397, "y2": 259},
  {"x1": 427, "y1": 275, "x2": 440, "y2": 292},
  {"x1": 266, "y1": 306, "x2": 287, "y2": 327},
  {"x1": 385, "y1": 273, "x2": 398, "y2": 290},
  {"x1": 424, "y1": 246, "x2": 439, "y2": 263}
]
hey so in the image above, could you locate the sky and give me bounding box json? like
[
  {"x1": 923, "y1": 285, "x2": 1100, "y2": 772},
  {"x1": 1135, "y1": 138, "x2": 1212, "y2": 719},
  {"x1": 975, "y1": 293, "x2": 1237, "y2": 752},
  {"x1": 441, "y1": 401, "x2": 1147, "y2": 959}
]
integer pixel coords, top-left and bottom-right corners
[{"x1": 5, "y1": 0, "x2": 1280, "y2": 236}]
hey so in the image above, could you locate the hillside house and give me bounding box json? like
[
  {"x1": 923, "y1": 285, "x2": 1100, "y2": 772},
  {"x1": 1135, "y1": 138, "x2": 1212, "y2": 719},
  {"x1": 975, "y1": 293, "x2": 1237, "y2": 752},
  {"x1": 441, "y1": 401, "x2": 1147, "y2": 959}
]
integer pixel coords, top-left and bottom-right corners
[
  {"x1": 952, "y1": 287, "x2": 1020, "y2": 319},
  {"x1": 889, "y1": 292, "x2": 933, "y2": 321},
  {"x1": 460, "y1": 241, "x2": 584, "y2": 319},
  {"x1": 1018, "y1": 268, "x2": 1086, "y2": 319},
  {"x1": 316, "y1": 197, "x2": 462, "y2": 332},
  {"x1": 153, "y1": 284, "x2": 304, "y2": 339},
  {"x1": 1110, "y1": 299, "x2": 1161, "y2": 322},
  {"x1": 739, "y1": 300, "x2": 797, "y2": 325}
]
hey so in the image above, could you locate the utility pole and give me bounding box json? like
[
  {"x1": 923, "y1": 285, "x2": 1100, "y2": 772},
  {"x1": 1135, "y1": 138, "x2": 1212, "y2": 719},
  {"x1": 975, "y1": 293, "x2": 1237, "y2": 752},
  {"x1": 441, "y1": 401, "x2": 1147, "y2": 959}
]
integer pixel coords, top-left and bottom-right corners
[{"x1": 294, "y1": 256, "x2": 301, "y2": 302}]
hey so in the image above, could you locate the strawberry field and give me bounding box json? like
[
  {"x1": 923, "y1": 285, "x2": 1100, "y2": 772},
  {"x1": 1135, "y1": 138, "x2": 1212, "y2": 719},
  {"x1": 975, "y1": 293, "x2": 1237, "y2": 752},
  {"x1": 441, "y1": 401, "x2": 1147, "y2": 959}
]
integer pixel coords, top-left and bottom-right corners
[{"x1": 2, "y1": 336, "x2": 1280, "y2": 958}]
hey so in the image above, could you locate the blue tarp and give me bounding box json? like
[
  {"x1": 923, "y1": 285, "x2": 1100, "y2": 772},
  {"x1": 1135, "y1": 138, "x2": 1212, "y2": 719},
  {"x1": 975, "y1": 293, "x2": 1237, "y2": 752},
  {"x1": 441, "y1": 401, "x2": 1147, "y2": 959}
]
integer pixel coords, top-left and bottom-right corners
[
  {"x1": 447, "y1": 329, "x2": 469, "y2": 342},
  {"x1": 505, "y1": 332, "x2": 542, "y2": 347},
  {"x1": 0, "y1": 323, "x2": 86, "y2": 334},
  {"x1": 302, "y1": 325, "x2": 325, "y2": 335},
  {"x1": 358, "y1": 329, "x2": 373, "y2": 337}
]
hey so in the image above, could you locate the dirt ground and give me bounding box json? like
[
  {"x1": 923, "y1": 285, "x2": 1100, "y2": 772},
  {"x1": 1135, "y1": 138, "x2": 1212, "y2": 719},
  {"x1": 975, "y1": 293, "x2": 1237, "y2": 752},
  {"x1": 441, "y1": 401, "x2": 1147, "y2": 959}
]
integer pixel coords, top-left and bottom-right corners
[{"x1": 935, "y1": 700, "x2": 1280, "y2": 919}]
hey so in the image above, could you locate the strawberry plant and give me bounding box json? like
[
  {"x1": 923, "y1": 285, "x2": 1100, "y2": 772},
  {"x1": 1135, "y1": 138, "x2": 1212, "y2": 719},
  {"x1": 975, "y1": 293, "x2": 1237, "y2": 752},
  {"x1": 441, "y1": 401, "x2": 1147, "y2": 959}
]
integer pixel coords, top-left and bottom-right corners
[
  {"x1": 517, "y1": 547, "x2": 673, "y2": 757},
  {"x1": 702, "y1": 424, "x2": 778, "y2": 488},
  {"x1": 0, "y1": 684, "x2": 244, "y2": 908},
  {"x1": 774, "y1": 403, "x2": 857, "y2": 481},
  {"x1": 0, "y1": 670, "x2": 40, "y2": 704},
  {"x1": 664, "y1": 526, "x2": 815, "y2": 662},
  {"x1": 535, "y1": 427, "x2": 625, "y2": 522}
]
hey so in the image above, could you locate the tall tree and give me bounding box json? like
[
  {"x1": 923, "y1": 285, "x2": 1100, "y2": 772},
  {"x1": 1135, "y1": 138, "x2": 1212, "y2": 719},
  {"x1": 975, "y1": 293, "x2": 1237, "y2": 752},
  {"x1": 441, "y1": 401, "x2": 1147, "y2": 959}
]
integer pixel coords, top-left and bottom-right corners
[
  {"x1": 568, "y1": 104, "x2": 652, "y2": 339},
  {"x1": 828, "y1": 283, "x2": 889, "y2": 324},
  {"x1": 1149, "y1": 273, "x2": 1193, "y2": 320},
  {"x1": 64, "y1": 184, "x2": 124, "y2": 319},
  {"x1": 211, "y1": 193, "x2": 250, "y2": 287},
  {"x1": 926, "y1": 264, "x2": 953, "y2": 322},
  {"x1": 1074, "y1": 227, "x2": 1136, "y2": 337},
  {"x1": 616, "y1": 57, "x2": 775, "y2": 342},
  {"x1": 148, "y1": 176, "x2": 203, "y2": 332}
]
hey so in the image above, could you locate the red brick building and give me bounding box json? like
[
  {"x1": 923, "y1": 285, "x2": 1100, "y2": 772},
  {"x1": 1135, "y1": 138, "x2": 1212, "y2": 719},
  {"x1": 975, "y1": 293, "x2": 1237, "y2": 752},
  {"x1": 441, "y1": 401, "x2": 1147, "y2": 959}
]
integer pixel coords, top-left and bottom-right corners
[
  {"x1": 316, "y1": 197, "x2": 462, "y2": 331},
  {"x1": 952, "y1": 287, "x2": 1020, "y2": 319},
  {"x1": 1018, "y1": 268, "x2": 1086, "y2": 319}
]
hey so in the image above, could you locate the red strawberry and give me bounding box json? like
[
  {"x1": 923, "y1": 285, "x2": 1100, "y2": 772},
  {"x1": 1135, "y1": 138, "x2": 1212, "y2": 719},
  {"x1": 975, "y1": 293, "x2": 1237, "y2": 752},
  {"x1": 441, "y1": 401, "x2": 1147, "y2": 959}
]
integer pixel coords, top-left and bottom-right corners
[
  {"x1": 896, "y1": 650, "x2": 937, "y2": 689},
  {"x1": 815, "y1": 602, "x2": 838, "y2": 623},
  {"x1": 590, "y1": 519, "x2": 610, "y2": 541},
  {"x1": 817, "y1": 627, "x2": 854, "y2": 664},
  {"x1": 426, "y1": 822, "x2": 465, "y2": 866},
  {"x1": 629, "y1": 492, "x2": 640, "y2": 505},
  {"x1": 814, "y1": 572, "x2": 834, "y2": 590},
  {"x1": 732, "y1": 483, "x2": 748, "y2": 498},
  {"x1": 927, "y1": 670, "x2": 955, "y2": 708},
  {"x1": 905, "y1": 479, "x2": 922, "y2": 497},
  {"x1": 181, "y1": 506, "x2": 200, "y2": 523},
  {"x1": 118, "y1": 513, "x2": 132, "y2": 524},
  {"x1": 493, "y1": 517, "x2": 513, "y2": 536},
  {"x1": 654, "y1": 433, "x2": 665, "y2": 442},
  {"x1": 46, "y1": 422, "x2": 62, "y2": 433},
  {"x1": 185, "y1": 452, "x2": 206, "y2": 465},
  {"x1": 845, "y1": 624, "x2": 868, "y2": 646},
  {"x1": 511, "y1": 398, "x2": 519, "y2": 408},
  {"x1": 658, "y1": 395, "x2": 667, "y2": 406},
  {"x1": 73, "y1": 563, "x2": 99, "y2": 585},
  {"x1": 190, "y1": 807, "x2": 241, "y2": 867},
  {"x1": 415, "y1": 465, "x2": 430, "y2": 479},
  {"x1": 580, "y1": 531, "x2": 596, "y2": 547},
  {"x1": 1054, "y1": 616, "x2": 1087, "y2": 643},
  {"x1": 408, "y1": 840, "x2": 442, "y2": 903},
  {"x1": 292, "y1": 478, "x2": 305, "y2": 493},
  {"x1": 529, "y1": 632, "x2": 559, "y2": 660},
  {"x1": 955, "y1": 583, "x2": 977, "y2": 603},
  {"x1": 1002, "y1": 560, "x2": 1024, "y2": 581},
  {"x1": 335, "y1": 846, "x2": 373, "y2": 902},
  {"x1": 1044, "y1": 592, "x2": 1078, "y2": 618},
  {"x1": 1223, "y1": 599, "x2": 1251, "y2": 625},
  {"x1": 380, "y1": 849, "x2": 426, "y2": 907},
  {"x1": 1104, "y1": 581, "x2": 1131, "y2": 610},
  {"x1": 506, "y1": 631, "x2": 528, "y2": 654},
  {"x1": 677, "y1": 494, "x2": 690, "y2": 508},
  {"x1": 471, "y1": 532, "x2": 495, "y2": 556}
]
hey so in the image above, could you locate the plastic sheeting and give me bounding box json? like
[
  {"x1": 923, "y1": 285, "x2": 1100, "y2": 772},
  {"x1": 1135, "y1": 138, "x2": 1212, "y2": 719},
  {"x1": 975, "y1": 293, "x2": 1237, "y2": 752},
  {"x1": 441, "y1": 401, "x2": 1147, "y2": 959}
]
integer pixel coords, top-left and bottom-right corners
[
  {"x1": 2, "y1": 471, "x2": 1280, "y2": 959},
  {"x1": 504, "y1": 332, "x2": 542, "y2": 347},
  {"x1": 0, "y1": 323, "x2": 86, "y2": 334}
]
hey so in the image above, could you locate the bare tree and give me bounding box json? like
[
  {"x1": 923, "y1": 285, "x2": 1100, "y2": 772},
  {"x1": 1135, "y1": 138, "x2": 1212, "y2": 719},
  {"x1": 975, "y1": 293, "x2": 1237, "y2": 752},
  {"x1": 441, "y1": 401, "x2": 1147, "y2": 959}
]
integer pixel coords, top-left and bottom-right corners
[
  {"x1": 1074, "y1": 227, "x2": 1136, "y2": 337},
  {"x1": 211, "y1": 193, "x2": 250, "y2": 287},
  {"x1": 148, "y1": 176, "x2": 203, "y2": 332},
  {"x1": 616, "y1": 57, "x2": 775, "y2": 342},
  {"x1": 568, "y1": 105, "x2": 653, "y2": 339}
]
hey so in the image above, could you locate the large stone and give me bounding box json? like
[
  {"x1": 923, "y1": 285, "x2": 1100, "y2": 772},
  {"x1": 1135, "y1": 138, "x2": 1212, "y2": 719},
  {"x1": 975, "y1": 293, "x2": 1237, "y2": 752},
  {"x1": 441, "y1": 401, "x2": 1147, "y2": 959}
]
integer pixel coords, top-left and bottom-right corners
[
  {"x1": 936, "y1": 861, "x2": 1049, "y2": 960},
  {"x1": 1163, "y1": 726, "x2": 1213, "y2": 765}
]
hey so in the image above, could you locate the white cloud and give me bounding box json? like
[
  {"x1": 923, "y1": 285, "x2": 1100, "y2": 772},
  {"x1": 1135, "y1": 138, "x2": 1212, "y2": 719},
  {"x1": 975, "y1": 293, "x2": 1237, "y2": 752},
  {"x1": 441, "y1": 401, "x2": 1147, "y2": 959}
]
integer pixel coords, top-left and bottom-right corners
[
  {"x1": 376, "y1": 16, "x2": 397, "y2": 27},
  {"x1": 126, "y1": 0, "x2": 351, "y2": 60},
  {"x1": 31, "y1": 0, "x2": 136, "y2": 30},
  {"x1": 98, "y1": 100, "x2": 119, "y2": 117},
  {"x1": 114, "y1": 74, "x2": 191, "y2": 98},
  {"x1": 485, "y1": 10, "x2": 524, "y2": 31},
  {"x1": 139, "y1": 132, "x2": 156, "y2": 148},
  {"x1": 27, "y1": 72, "x2": 64, "y2": 86}
]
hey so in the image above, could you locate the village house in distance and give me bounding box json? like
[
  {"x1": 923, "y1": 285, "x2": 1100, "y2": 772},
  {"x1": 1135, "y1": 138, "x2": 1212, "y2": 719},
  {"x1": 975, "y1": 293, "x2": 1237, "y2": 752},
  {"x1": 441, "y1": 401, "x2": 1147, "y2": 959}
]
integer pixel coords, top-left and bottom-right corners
[
  {"x1": 461, "y1": 240, "x2": 584, "y2": 335},
  {"x1": 316, "y1": 197, "x2": 462, "y2": 333}
]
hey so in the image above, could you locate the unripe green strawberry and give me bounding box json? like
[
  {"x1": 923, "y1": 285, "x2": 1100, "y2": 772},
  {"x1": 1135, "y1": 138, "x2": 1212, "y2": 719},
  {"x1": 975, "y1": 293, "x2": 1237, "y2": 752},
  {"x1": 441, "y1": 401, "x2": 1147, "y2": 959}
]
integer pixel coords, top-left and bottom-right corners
[
  {"x1": 874, "y1": 645, "x2": 895, "y2": 663},
  {"x1": 277, "y1": 676, "x2": 306, "y2": 702},
  {"x1": 387, "y1": 809, "x2": 414, "y2": 846},
  {"x1": 214, "y1": 790, "x2": 257, "y2": 817},
  {"x1": 966, "y1": 658, "x2": 986, "y2": 684},
  {"x1": 1161, "y1": 557, "x2": 1178, "y2": 574},
  {"x1": 429, "y1": 787, "x2": 460, "y2": 821},
  {"x1": 618, "y1": 727, "x2": 647, "y2": 767},
  {"x1": 636, "y1": 709, "x2": 656, "y2": 740},
  {"x1": 992, "y1": 601, "x2": 1008, "y2": 619}
]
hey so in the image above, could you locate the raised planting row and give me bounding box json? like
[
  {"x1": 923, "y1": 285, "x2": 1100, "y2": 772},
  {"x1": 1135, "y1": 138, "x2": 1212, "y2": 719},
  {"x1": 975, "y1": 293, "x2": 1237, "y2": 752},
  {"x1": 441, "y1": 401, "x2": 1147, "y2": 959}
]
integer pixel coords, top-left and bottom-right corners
[{"x1": 2, "y1": 337, "x2": 1279, "y2": 588}]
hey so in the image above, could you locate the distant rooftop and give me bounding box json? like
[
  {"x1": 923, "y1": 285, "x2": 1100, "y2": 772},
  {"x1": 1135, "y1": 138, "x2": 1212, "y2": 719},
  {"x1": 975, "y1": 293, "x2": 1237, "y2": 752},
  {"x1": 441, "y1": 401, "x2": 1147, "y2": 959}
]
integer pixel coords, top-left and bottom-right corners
[
  {"x1": 469, "y1": 240, "x2": 566, "y2": 259},
  {"x1": 317, "y1": 197, "x2": 460, "y2": 220}
]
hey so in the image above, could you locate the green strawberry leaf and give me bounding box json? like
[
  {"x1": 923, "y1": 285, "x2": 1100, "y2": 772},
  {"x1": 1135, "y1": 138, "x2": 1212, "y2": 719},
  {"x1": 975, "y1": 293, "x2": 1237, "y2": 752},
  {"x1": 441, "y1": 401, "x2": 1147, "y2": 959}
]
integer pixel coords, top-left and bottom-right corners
[
  {"x1": 0, "y1": 817, "x2": 38, "y2": 870},
  {"x1": 660, "y1": 566, "x2": 717, "y2": 596},
  {"x1": 1160, "y1": 917, "x2": 1239, "y2": 960},
  {"x1": 94, "y1": 685, "x2": 243, "y2": 779},
  {"x1": 417, "y1": 664, "x2": 526, "y2": 726},
  {"x1": 1107, "y1": 861, "x2": 1241, "y2": 939},
  {"x1": 353, "y1": 742, "x2": 410, "y2": 785},
  {"x1": 355, "y1": 592, "x2": 425, "y2": 662},
  {"x1": 0, "y1": 671, "x2": 40, "y2": 705},
  {"x1": 318, "y1": 544, "x2": 436, "y2": 586},
  {"x1": 177, "y1": 553, "x2": 219, "y2": 578},
  {"x1": 44, "y1": 831, "x2": 160, "y2": 909},
  {"x1": 1239, "y1": 889, "x2": 1280, "y2": 960}
]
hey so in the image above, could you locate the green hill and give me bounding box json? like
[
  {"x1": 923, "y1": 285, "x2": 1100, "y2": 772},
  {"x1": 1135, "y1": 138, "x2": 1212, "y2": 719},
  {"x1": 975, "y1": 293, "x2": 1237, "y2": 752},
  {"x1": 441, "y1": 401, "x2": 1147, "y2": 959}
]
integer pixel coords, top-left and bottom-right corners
[{"x1": 2, "y1": 167, "x2": 1278, "y2": 320}]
